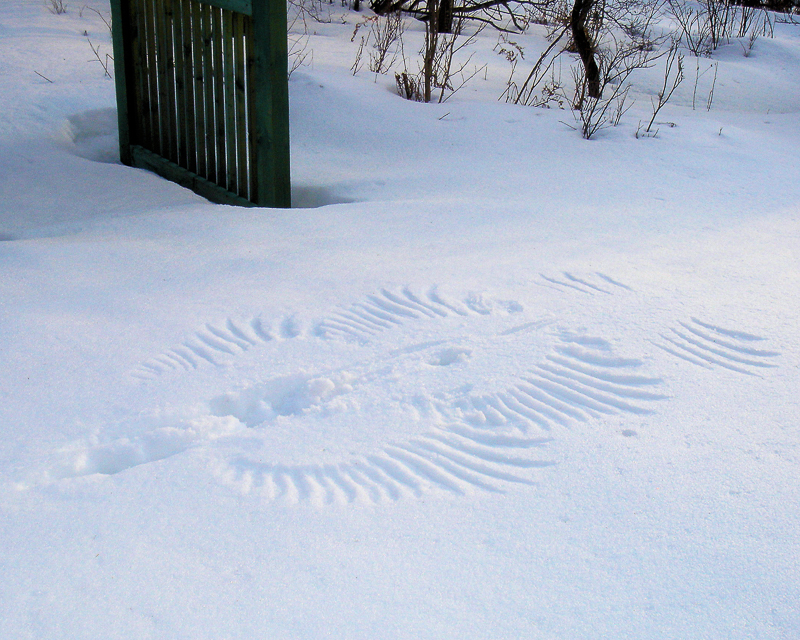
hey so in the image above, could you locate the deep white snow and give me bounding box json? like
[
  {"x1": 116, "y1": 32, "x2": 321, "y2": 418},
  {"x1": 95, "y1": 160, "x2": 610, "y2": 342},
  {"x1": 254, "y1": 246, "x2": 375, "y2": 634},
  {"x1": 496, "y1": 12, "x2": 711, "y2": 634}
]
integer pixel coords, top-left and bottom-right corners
[{"x1": 1, "y1": 1, "x2": 799, "y2": 638}]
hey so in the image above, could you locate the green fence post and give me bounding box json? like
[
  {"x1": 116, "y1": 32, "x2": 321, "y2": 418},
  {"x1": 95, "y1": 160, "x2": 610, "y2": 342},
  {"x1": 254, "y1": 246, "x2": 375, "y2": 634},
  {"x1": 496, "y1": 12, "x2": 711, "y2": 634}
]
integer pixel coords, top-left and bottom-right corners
[
  {"x1": 109, "y1": 0, "x2": 134, "y2": 166},
  {"x1": 251, "y1": 0, "x2": 291, "y2": 208}
]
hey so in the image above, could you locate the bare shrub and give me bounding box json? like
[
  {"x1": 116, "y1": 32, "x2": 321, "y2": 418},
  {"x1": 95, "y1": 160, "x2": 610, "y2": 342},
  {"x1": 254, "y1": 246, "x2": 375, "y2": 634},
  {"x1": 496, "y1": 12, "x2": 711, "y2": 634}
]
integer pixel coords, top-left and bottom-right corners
[
  {"x1": 568, "y1": 77, "x2": 632, "y2": 139},
  {"x1": 572, "y1": 31, "x2": 657, "y2": 105},
  {"x1": 691, "y1": 57, "x2": 718, "y2": 110},
  {"x1": 351, "y1": 17, "x2": 374, "y2": 74},
  {"x1": 352, "y1": 12, "x2": 405, "y2": 75},
  {"x1": 705, "y1": 59, "x2": 718, "y2": 110},
  {"x1": 80, "y1": 5, "x2": 112, "y2": 33},
  {"x1": 737, "y1": 3, "x2": 774, "y2": 37},
  {"x1": 501, "y1": 0, "x2": 669, "y2": 112},
  {"x1": 638, "y1": 41, "x2": 684, "y2": 137},
  {"x1": 566, "y1": 37, "x2": 647, "y2": 138},
  {"x1": 740, "y1": 29, "x2": 757, "y2": 56},
  {"x1": 395, "y1": 71, "x2": 423, "y2": 99},
  {"x1": 396, "y1": 10, "x2": 486, "y2": 103},
  {"x1": 47, "y1": 0, "x2": 67, "y2": 14},
  {"x1": 287, "y1": 0, "x2": 313, "y2": 76},
  {"x1": 86, "y1": 38, "x2": 113, "y2": 78},
  {"x1": 669, "y1": 0, "x2": 776, "y2": 56},
  {"x1": 370, "y1": 11, "x2": 405, "y2": 72},
  {"x1": 604, "y1": 0, "x2": 667, "y2": 49},
  {"x1": 501, "y1": 24, "x2": 570, "y2": 106},
  {"x1": 371, "y1": 0, "x2": 573, "y2": 33},
  {"x1": 668, "y1": 0, "x2": 713, "y2": 55},
  {"x1": 289, "y1": 0, "x2": 340, "y2": 24}
]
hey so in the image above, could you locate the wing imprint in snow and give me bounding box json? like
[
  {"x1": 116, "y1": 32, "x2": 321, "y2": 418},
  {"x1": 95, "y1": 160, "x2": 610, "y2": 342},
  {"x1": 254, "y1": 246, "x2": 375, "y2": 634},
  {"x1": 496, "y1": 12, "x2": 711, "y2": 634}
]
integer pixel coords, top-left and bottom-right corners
[
  {"x1": 651, "y1": 318, "x2": 780, "y2": 376},
  {"x1": 313, "y1": 287, "x2": 478, "y2": 342},
  {"x1": 537, "y1": 272, "x2": 633, "y2": 296},
  {"x1": 214, "y1": 428, "x2": 556, "y2": 505},
  {"x1": 130, "y1": 316, "x2": 287, "y2": 381},
  {"x1": 211, "y1": 332, "x2": 663, "y2": 505},
  {"x1": 78, "y1": 280, "x2": 666, "y2": 508}
]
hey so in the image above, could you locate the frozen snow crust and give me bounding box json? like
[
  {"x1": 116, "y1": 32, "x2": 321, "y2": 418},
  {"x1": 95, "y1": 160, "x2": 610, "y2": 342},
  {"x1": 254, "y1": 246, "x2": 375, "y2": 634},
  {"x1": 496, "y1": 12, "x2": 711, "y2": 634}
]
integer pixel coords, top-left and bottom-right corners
[{"x1": 1, "y1": 1, "x2": 799, "y2": 638}]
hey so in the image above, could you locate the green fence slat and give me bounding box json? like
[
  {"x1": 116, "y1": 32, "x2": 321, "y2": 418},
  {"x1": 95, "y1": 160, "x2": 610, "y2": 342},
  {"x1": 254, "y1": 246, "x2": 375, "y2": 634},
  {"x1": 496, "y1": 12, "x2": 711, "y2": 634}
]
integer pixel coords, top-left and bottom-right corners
[
  {"x1": 132, "y1": 0, "x2": 152, "y2": 148},
  {"x1": 191, "y1": 0, "x2": 207, "y2": 177},
  {"x1": 180, "y1": 0, "x2": 197, "y2": 173},
  {"x1": 223, "y1": 10, "x2": 237, "y2": 194},
  {"x1": 201, "y1": 2, "x2": 217, "y2": 182},
  {"x1": 131, "y1": 145, "x2": 254, "y2": 206},
  {"x1": 150, "y1": 0, "x2": 166, "y2": 156},
  {"x1": 234, "y1": 12, "x2": 248, "y2": 199},
  {"x1": 147, "y1": 0, "x2": 161, "y2": 152},
  {"x1": 163, "y1": 0, "x2": 179, "y2": 163},
  {"x1": 212, "y1": 6, "x2": 227, "y2": 186},
  {"x1": 245, "y1": 13, "x2": 257, "y2": 202},
  {"x1": 154, "y1": 0, "x2": 170, "y2": 157},
  {"x1": 173, "y1": 0, "x2": 188, "y2": 168}
]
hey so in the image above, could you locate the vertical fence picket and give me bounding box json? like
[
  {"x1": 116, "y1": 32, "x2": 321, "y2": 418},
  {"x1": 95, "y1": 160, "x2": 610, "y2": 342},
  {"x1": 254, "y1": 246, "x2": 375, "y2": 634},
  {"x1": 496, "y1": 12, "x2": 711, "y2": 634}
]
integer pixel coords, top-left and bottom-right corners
[
  {"x1": 212, "y1": 7, "x2": 227, "y2": 186},
  {"x1": 180, "y1": 0, "x2": 197, "y2": 173},
  {"x1": 141, "y1": 0, "x2": 156, "y2": 149},
  {"x1": 173, "y1": 0, "x2": 188, "y2": 168},
  {"x1": 163, "y1": 0, "x2": 179, "y2": 163},
  {"x1": 129, "y1": 0, "x2": 148, "y2": 148},
  {"x1": 191, "y1": 0, "x2": 206, "y2": 178},
  {"x1": 234, "y1": 12, "x2": 249, "y2": 199},
  {"x1": 201, "y1": 3, "x2": 217, "y2": 183},
  {"x1": 223, "y1": 10, "x2": 237, "y2": 194},
  {"x1": 245, "y1": 14, "x2": 258, "y2": 202},
  {"x1": 154, "y1": 0, "x2": 171, "y2": 159},
  {"x1": 203, "y1": 5, "x2": 219, "y2": 184},
  {"x1": 145, "y1": 0, "x2": 162, "y2": 155}
]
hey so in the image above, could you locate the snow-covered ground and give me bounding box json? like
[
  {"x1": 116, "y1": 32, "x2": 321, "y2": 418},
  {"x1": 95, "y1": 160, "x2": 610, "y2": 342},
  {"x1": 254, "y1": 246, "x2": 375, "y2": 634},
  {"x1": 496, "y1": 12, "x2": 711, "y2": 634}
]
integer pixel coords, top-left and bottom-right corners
[{"x1": 1, "y1": 0, "x2": 799, "y2": 637}]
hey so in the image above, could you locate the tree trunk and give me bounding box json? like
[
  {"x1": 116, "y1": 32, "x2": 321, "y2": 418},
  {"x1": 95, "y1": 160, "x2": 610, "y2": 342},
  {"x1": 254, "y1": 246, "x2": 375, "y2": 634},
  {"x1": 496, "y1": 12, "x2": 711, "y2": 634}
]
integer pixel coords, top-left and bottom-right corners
[
  {"x1": 570, "y1": 0, "x2": 601, "y2": 99},
  {"x1": 436, "y1": 0, "x2": 454, "y2": 33},
  {"x1": 371, "y1": 0, "x2": 401, "y2": 14}
]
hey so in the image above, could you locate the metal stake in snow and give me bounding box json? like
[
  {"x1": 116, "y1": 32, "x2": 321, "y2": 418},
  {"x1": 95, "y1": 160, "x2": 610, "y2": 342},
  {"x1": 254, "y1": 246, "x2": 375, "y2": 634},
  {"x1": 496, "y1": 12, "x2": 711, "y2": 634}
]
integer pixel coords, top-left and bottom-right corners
[{"x1": 109, "y1": 0, "x2": 291, "y2": 208}]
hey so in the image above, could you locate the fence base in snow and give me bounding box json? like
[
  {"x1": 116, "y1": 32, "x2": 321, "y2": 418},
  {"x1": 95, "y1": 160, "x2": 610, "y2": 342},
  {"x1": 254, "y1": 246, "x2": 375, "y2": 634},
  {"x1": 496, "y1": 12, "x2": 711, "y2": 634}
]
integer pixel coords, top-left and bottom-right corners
[{"x1": 110, "y1": 0, "x2": 290, "y2": 207}]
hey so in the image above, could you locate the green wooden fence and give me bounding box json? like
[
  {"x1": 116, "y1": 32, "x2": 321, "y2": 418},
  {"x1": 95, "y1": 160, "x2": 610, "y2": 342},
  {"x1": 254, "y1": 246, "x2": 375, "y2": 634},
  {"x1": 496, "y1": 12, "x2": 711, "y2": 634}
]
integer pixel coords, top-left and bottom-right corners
[{"x1": 110, "y1": 0, "x2": 290, "y2": 207}]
